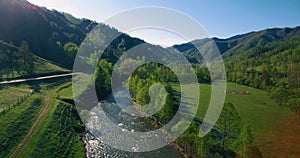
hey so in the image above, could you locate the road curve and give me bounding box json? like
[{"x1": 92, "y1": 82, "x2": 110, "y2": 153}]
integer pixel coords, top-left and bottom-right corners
[{"x1": 0, "y1": 72, "x2": 82, "y2": 85}]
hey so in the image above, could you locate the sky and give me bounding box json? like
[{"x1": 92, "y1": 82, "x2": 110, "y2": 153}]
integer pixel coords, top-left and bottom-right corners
[{"x1": 27, "y1": 0, "x2": 300, "y2": 46}]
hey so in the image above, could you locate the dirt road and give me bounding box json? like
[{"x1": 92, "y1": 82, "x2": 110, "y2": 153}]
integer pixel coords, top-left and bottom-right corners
[{"x1": 9, "y1": 83, "x2": 71, "y2": 158}]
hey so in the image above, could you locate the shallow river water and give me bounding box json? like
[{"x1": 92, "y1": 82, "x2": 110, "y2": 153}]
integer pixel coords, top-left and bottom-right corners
[{"x1": 83, "y1": 100, "x2": 182, "y2": 158}]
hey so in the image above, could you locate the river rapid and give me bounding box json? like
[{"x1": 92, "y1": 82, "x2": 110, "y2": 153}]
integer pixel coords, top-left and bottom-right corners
[{"x1": 83, "y1": 98, "x2": 182, "y2": 158}]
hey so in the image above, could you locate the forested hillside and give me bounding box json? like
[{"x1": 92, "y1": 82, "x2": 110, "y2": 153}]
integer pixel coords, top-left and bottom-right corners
[
  {"x1": 174, "y1": 27, "x2": 300, "y2": 113},
  {"x1": 174, "y1": 27, "x2": 300, "y2": 60},
  {"x1": 0, "y1": 0, "x2": 144, "y2": 69}
]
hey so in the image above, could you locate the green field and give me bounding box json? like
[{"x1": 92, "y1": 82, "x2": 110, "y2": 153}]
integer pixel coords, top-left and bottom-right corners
[
  {"x1": 32, "y1": 56, "x2": 69, "y2": 74},
  {"x1": 172, "y1": 82, "x2": 291, "y2": 136},
  {"x1": 0, "y1": 91, "x2": 44, "y2": 157},
  {"x1": 0, "y1": 81, "x2": 85, "y2": 158},
  {"x1": 0, "y1": 85, "x2": 32, "y2": 110},
  {"x1": 0, "y1": 54, "x2": 69, "y2": 80},
  {"x1": 16, "y1": 82, "x2": 85, "y2": 158},
  {"x1": 172, "y1": 82, "x2": 294, "y2": 157},
  {"x1": 57, "y1": 83, "x2": 73, "y2": 99},
  {"x1": 25, "y1": 102, "x2": 85, "y2": 158}
]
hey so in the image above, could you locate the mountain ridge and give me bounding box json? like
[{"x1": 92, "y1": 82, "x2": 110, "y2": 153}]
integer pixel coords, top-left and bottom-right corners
[{"x1": 172, "y1": 26, "x2": 300, "y2": 63}]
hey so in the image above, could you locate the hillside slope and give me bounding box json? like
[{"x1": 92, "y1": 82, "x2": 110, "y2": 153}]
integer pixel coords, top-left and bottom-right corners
[
  {"x1": 0, "y1": 0, "x2": 145, "y2": 69},
  {"x1": 0, "y1": 40, "x2": 68, "y2": 80}
]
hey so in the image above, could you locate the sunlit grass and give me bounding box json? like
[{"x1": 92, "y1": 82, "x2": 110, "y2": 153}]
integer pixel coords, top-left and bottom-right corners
[
  {"x1": 172, "y1": 82, "x2": 291, "y2": 136},
  {"x1": 0, "y1": 85, "x2": 32, "y2": 110}
]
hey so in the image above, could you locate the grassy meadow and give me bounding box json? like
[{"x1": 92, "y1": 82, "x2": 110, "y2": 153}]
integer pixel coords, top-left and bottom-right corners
[
  {"x1": 0, "y1": 80, "x2": 85, "y2": 158},
  {"x1": 0, "y1": 85, "x2": 32, "y2": 110},
  {"x1": 172, "y1": 82, "x2": 291, "y2": 136},
  {"x1": 172, "y1": 82, "x2": 294, "y2": 156}
]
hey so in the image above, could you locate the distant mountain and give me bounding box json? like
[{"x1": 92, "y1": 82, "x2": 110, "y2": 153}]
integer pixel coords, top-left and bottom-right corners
[{"x1": 173, "y1": 26, "x2": 300, "y2": 62}]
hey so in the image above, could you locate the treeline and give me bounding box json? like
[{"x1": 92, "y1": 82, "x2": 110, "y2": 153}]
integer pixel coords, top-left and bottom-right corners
[{"x1": 94, "y1": 59, "x2": 211, "y2": 101}]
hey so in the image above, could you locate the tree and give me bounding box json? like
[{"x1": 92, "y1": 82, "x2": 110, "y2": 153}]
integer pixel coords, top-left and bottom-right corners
[
  {"x1": 0, "y1": 49, "x2": 10, "y2": 77},
  {"x1": 236, "y1": 125, "x2": 253, "y2": 158},
  {"x1": 217, "y1": 102, "x2": 241, "y2": 157},
  {"x1": 19, "y1": 41, "x2": 35, "y2": 75},
  {"x1": 136, "y1": 85, "x2": 150, "y2": 105},
  {"x1": 290, "y1": 88, "x2": 300, "y2": 111},
  {"x1": 129, "y1": 75, "x2": 139, "y2": 96},
  {"x1": 94, "y1": 60, "x2": 113, "y2": 100},
  {"x1": 288, "y1": 53, "x2": 300, "y2": 89},
  {"x1": 271, "y1": 85, "x2": 289, "y2": 106},
  {"x1": 63, "y1": 42, "x2": 78, "y2": 60},
  {"x1": 135, "y1": 79, "x2": 151, "y2": 105},
  {"x1": 195, "y1": 65, "x2": 211, "y2": 83}
]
